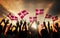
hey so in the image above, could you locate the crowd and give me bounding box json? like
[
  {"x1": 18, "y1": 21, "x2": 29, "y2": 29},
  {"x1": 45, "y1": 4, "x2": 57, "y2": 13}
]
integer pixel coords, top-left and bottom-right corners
[{"x1": 0, "y1": 18, "x2": 60, "y2": 38}]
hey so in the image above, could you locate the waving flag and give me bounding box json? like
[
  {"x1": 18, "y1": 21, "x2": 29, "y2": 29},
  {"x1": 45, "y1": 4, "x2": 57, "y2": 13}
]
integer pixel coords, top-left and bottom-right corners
[
  {"x1": 7, "y1": 13, "x2": 18, "y2": 20},
  {"x1": 18, "y1": 13, "x2": 24, "y2": 19},
  {"x1": 33, "y1": 16, "x2": 37, "y2": 22},
  {"x1": 29, "y1": 17, "x2": 33, "y2": 22},
  {"x1": 7, "y1": 13, "x2": 11, "y2": 18},
  {"x1": 52, "y1": 16, "x2": 58, "y2": 21},
  {"x1": 10, "y1": 15, "x2": 15, "y2": 20},
  {"x1": 22, "y1": 10, "x2": 29, "y2": 16},
  {"x1": 29, "y1": 16, "x2": 37, "y2": 22},
  {"x1": 15, "y1": 16, "x2": 18, "y2": 20},
  {"x1": 45, "y1": 14, "x2": 51, "y2": 18},
  {"x1": 36, "y1": 9, "x2": 44, "y2": 15},
  {"x1": 18, "y1": 10, "x2": 28, "y2": 19}
]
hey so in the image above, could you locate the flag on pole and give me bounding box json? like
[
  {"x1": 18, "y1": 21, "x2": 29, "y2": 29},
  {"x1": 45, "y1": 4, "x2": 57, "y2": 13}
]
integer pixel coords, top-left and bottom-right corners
[
  {"x1": 52, "y1": 16, "x2": 58, "y2": 21},
  {"x1": 29, "y1": 16, "x2": 37, "y2": 22},
  {"x1": 18, "y1": 10, "x2": 29, "y2": 19},
  {"x1": 10, "y1": 15, "x2": 15, "y2": 20},
  {"x1": 7, "y1": 13, "x2": 11, "y2": 18},
  {"x1": 7, "y1": 13, "x2": 18, "y2": 20},
  {"x1": 36, "y1": 9, "x2": 44, "y2": 15},
  {"x1": 45, "y1": 14, "x2": 51, "y2": 18},
  {"x1": 33, "y1": 16, "x2": 37, "y2": 22},
  {"x1": 18, "y1": 12, "x2": 24, "y2": 19},
  {"x1": 22, "y1": 10, "x2": 29, "y2": 16},
  {"x1": 29, "y1": 17, "x2": 33, "y2": 22},
  {"x1": 15, "y1": 16, "x2": 18, "y2": 20}
]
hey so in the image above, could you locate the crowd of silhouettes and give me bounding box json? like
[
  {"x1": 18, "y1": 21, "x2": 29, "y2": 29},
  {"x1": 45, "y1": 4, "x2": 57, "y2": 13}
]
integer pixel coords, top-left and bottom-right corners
[{"x1": 0, "y1": 17, "x2": 60, "y2": 38}]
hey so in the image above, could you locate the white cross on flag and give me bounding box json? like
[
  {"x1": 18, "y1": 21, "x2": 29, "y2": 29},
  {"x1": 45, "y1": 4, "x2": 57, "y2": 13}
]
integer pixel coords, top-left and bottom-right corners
[
  {"x1": 7, "y1": 13, "x2": 18, "y2": 20},
  {"x1": 7, "y1": 13, "x2": 11, "y2": 18},
  {"x1": 36, "y1": 9, "x2": 44, "y2": 15},
  {"x1": 52, "y1": 16, "x2": 58, "y2": 21},
  {"x1": 45, "y1": 14, "x2": 51, "y2": 18},
  {"x1": 29, "y1": 17, "x2": 33, "y2": 22},
  {"x1": 18, "y1": 10, "x2": 29, "y2": 19},
  {"x1": 29, "y1": 16, "x2": 37, "y2": 22}
]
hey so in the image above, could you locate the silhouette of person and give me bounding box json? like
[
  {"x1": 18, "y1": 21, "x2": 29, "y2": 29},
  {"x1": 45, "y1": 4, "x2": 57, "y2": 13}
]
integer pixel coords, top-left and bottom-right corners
[
  {"x1": 3, "y1": 19, "x2": 9, "y2": 34},
  {"x1": 52, "y1": 23, "x2": 59, "y2": 38},
  {"x1": 20, "y1": 20, "x2": 27, "y2": 38},
  {"x1": 0, "y1": 17, "x2": 6, "y2": 24},
  {"x1": 6, "y1": 23, "x2": 12, "y2": 35},
  {"x1": 41, "y1": 21, "x2": 49, "y2": 38}
]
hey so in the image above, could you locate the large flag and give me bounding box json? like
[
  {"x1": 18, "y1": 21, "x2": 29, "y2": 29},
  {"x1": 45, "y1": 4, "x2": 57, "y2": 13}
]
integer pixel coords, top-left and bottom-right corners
[
  {"x1": 45, "y1": 14, "x2": 51, "y2": 18},
  {"x1": 52, "y1": 16, "x2": 58, "y2": 21},
  {"x1": 36, "y1": 9, "x2": 44, "y2": 15},
  {"x1": 18, "y1": 10, "x2": 28, "y2": 19}
]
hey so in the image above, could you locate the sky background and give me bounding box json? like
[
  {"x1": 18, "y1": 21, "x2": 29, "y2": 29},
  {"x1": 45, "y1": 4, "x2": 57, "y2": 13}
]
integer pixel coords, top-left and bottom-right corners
[{"x1": 0, "y1": 0, "x2": 60, "y2": 24}]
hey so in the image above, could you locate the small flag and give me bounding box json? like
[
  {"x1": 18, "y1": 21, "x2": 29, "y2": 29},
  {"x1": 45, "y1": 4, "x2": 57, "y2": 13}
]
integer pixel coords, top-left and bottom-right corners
[
  {"x1": 52, "y1": 16, "x2": 58, "y2": 21},
  {"x1": 33, "y1": 16, "x2": 37, "y2": 22},
  {"x1": 7, "y1": 13, "x2": 11, "y2": 18},
  {"x1": 29, "y1": 16, "x2": 37, "y2": 22},
  {"x1": 10, "y1": 15, "x2": 15, "y2": 20},
  {"x1": 29, "y1": 17, "x2": 33, "y2": 22},
  {"x1": 22, "y1": 10, "x2": 29, "y2": 16},
  {"x1": 36, "y1": 9, "x2": 44, "y2": 15},
  {"x1": 15, "y1": 16, "x2": 18, "y2": 20},
  {"x1": 45, "y1": 14, "x2": 51, "y2": 18}
]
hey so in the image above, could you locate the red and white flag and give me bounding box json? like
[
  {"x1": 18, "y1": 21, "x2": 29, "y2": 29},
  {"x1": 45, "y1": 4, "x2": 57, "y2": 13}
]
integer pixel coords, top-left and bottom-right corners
[
  {"x1": 45, "y1": 14, "x2": 51, "y2": 18},
  {"x1": 18, "y1": 10, "x2": 28, "y2": 19},
  {"x1": 52, "y1": 16, "x2": 58, "y2": 21},
  {"x1": 22, "y1": 10, "x2": 29, "y2": 16},
  {"x1": 7, "y1": 13, "x2": 18, "y2": 20},
  {"x1": 15, "y1": 16, "x2": 18, "y2": 20},
  {"x1": 7, "y1": 13, "x2": 11, "y2": 18},
  {"x1": 29, "y1": 17, "x2": 33, "y2": 22},
  {"x1": 29, "y1": 16, "x2": 37, "y2": 22},
  {"x1": 10, "y1": 15, "x2": 15, "y2": 20},
  {"x1": 18, "y1": 13, "x2": 24, "y2": 19},
  {"x1": 33, "y1": 16, "x2": 37, "y2": 22},
  {"x1": 36, "y1": 9, "x2": 44, "y2": 15}
]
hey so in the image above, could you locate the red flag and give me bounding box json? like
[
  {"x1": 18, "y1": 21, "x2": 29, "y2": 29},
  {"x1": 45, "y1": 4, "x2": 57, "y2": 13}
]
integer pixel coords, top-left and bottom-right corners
[
  {"x1": 45, "y1": 14, "x2": 51, "y2": 18},
  {"x1": 15, "y1": 16, "x2": 18, "y2": 20},
  {"x1": 7, "y1": 13, "x2": 11, "y2": 18},
  {"x1": 39, "y1": 9, "x2": 44, "y2": 14},
  {"x1": 33, "y1": 16, "x2": 37, "y2": 21},
  {"x1": 36, "y1": 9, "x2": 44, "y2": 15},
  {"x1": 18, "y1": 10, "x2": 28, "y2": 19},
  {"x1": 18, "y1": 12, "x2": 24, "y2": 19},
  {"x1": 10, "y1": 15, "x2": 18, "y2": 20},
  {"x1": 22, "y1": 10, "x2": 28, "y2": 16},
  {"x1": 55, "y1": 16, "x2": 58, "y2": 20},
  {"x1": 29, "y1": 16, "x2": 37, "y2": 22},
  {"x1": 10, "y1": 15, "x2": 15, "y2": 20},
  {"x1": 29, "y1": 17, "x2": 33, "y2": 22},
  {"x1": 52, "y1": 16, "x2": 58, "y2": 21}
]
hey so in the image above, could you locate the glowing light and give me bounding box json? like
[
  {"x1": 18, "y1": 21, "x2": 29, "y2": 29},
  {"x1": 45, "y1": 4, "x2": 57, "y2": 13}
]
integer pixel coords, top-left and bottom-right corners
[{"x1": 31, "y1": 22, "x2": 37, "y2": 30}]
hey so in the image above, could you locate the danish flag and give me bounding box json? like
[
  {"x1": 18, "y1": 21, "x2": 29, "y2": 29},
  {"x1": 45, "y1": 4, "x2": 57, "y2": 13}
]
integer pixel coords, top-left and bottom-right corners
[
  {"x1": 45, "y1": 14, "x2": 51, "y2": 18},
  {"x1": 18, "y1": 10, "x2": 29, "y2": 19},
  {"x1": 36, "y1": 9, "x2": 44, "y2": 15},
  {"x1": 52, "y1": 16, "x2": 58, "y2": 21}
]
